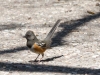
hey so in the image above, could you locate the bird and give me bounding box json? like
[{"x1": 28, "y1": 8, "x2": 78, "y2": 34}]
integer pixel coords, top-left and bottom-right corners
[{"x1": 24, "y1": 19, "x2": 61, "y2": 62}]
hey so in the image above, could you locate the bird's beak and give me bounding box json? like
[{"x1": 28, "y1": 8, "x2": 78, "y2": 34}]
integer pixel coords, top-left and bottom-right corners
[
  {"x1": 23, "y1": 35, "x2": 26, "y2": 38},
  {"x1": 20, "y1": 34, "x2": 26, "y2": 38}
]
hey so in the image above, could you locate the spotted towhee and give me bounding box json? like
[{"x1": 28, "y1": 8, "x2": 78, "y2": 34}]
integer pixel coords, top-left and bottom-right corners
[{"x1": 24, "y1": 19, "x2": 61, "y2": 62}]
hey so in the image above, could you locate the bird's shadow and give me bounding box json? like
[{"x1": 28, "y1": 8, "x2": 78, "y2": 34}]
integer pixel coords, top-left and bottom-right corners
[
  {"x1": 41, "y1": 55, "x2": 64, "y2": 62},
  {"x1": 29, "y1": 55, "x2": 64, "y2": 63}
]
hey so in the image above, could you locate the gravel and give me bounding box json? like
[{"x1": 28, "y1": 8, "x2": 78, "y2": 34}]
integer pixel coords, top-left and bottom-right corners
[{"x1": 0, "y1": 0, "x2": 100, "y2": 75}]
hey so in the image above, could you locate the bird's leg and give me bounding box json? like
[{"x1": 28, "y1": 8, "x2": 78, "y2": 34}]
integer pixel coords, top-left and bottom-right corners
[
  {"x1": 34, "y1": 54, "x2": 40, "y2": 62},
  {"x1": 38, "y1": 53, "x2": 44, "y2": 62}
]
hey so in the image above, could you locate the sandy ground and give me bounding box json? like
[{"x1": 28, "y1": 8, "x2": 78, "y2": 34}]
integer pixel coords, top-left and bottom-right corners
[{"x1": 0, "y1": 0, "x2": 100, "y2": 75}]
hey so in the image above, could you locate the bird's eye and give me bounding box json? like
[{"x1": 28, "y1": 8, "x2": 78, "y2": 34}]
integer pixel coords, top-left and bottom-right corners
[{"x1": 27, "y1": 34, "x2": 31, "y2": 37}]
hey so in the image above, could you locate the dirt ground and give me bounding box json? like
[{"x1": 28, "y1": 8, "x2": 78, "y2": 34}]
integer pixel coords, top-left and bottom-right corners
[{"x1": 0, "y1": 0, "x2": 100, "y2": 75}]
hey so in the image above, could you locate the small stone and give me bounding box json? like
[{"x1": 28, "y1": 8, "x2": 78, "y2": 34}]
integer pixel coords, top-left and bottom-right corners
[
  {"x1": 96, "y1": 3, "x2": 100, "y2": 6},
  {"x1": 87, "y1": 10, "x2": 95, "y2": 15},
  {"x1": 28, "y1": 17, "x2": 32, "y2": 20}
]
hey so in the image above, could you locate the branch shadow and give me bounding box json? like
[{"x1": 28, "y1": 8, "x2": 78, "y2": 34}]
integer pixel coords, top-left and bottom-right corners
[
  {"x1": 0, "y1": 46, "x2": 28, "y2": 55},
  {"x1": 0, "y1": 23, "x2": 24, "y2": 31},
  {"x1": 52, "y1": 12, "x2": 100, "y2": 47},
  {"x1": 0, "y1": 61, "x2": 99, "y2": 75}
]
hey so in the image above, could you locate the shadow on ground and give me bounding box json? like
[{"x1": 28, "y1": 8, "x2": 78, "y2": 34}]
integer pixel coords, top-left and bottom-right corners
[
  {"x1": 41, "y1": 55, "x2": 63, "y2": 62},
  {"x1": 0, "y1": 61, "x2": 99, "y2": 75},
  {"x1": 52, "y1": 12, "x2": 100, "y2": 46},
  {"x1": 29, "y1": 55, "x2": 64, "y2": 62},
  {"x1": 0, "y1": 23, "x2": 24, "y2": 31},
  {"x1": 0, "y1": 46, "x2": 28, "y2": 55}
]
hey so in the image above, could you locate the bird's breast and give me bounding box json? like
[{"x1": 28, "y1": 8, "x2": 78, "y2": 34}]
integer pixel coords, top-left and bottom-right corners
[{"x1": 30, "y1": 43, "x2": 46, "y2": 54}]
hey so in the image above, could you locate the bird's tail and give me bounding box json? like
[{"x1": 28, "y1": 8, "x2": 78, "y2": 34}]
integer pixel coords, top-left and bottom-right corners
[
  {"x1": 45, "y1": 19, "x2": 61, "y2": 40},
  {"x1": 43, "y1": 19, "x2": 61, "y2": 48}
]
